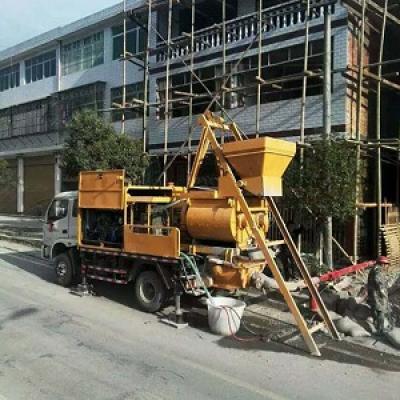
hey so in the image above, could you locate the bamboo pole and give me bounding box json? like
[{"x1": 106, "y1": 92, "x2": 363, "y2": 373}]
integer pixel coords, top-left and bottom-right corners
[
  {"x1": 221, "y1": 0, "x2": 227, "y2": 125},
  {"x1": 323, "y1": 4, "x2": 333, "y2": 269},
  {"x1": 143, "y1": 0, "x2": 152, "y2": 153},
  {"x1": 187, "y1": 0, "x2": 195, "y2": 184},
  {"x1": 163, "y1": 0, "x2": 173, "y2": 186},
  {"x1": 121, "y1": 0, "x2": 127, "y2": 135},
  {"x1": 376, "y1": 0, "x2": 388, "y2": 254},
  {"x1": 299, "y1": 0, "x2": 311, "y2": 253},
  {"x1": 256, "y1": 0, "x2": 263, "y2": 138},
  {"x1": 353, "y1": 0, "x2": 366, "y2": 263}
]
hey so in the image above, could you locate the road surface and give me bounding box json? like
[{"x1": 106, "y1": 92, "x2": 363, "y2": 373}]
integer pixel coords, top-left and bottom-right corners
[{"x1": 0, "y1": 240, "x2": 399, "y2": 400}]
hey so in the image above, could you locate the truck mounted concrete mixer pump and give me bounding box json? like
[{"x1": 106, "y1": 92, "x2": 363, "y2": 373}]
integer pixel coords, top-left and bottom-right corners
[{"x1": 44, "y1": 112, "x2": 340, "y2": 356}]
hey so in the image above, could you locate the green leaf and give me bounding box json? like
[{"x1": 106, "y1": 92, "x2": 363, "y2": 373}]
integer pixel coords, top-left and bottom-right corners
[{"x1": 62, "y1": 111, "x2": 148, "y2": 183}]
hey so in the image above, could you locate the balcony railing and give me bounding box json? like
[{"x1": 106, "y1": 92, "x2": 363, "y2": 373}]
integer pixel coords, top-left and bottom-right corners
[{"x1": 154, "y1": 0, "x2": 337, "y2": 63}]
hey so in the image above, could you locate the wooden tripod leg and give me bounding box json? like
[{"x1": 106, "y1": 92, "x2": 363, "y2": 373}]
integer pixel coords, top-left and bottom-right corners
[
  {"x1": 267, "y1": 197, "x2": 341, "y2": 341},
  {"x1": 236, "y1": 199, "x2": 322, "y2": 356},
  {"x1": 188, "y1": 125, "x2": 210, "y2": 188}
]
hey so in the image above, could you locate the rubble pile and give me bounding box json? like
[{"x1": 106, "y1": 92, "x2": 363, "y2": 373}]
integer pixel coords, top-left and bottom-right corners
[{"x1": 315, "y1": 264, "x2": 400, "y2": 349}]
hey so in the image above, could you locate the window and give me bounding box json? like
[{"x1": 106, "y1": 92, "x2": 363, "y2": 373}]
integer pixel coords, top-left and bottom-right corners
[
  {"x1": 110, "y1": 82, "x2": 145, "y2": 121},
  {"x1": 72, "y1": 199, "x2": 78, "y2": 218},
  {"x1": 177, "y1": 0, "x2": 237, "y2": 35},
  {"x1": 47, "y1": 199, "x2": 69, "y2": 222},
  {"x1": 58, "y1": 83, "x2": 105, "y2": 126},
  {"x1": 112, "y1": 21, "x2": 145, "y2": 60},
  {"x1": 61, "y1": 32, "x2": 104, "y2": 75},
  {"x1": 0, "y1": 109, "x2": 11, "y2": 138},
  {"x1": 25, "y1": 50, "x2": 56, "y2": 84},
  {"x1": 0, "y1": 64, "x2": 20, "y2": 92},
  {"x1": 0, "y1": 99, "x2": 50, "y2": 138},
  {"x1": 12, "y1": 100, "x2": 50, "y2": 136}
]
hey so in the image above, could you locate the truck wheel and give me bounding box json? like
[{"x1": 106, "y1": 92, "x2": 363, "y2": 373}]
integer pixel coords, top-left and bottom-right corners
[
  {"x1": 134, "y1": 270, "x2": 166, "y2": 313},
  {"x1": 54, "y1": 253, "x2": 73, "y2": 287}
]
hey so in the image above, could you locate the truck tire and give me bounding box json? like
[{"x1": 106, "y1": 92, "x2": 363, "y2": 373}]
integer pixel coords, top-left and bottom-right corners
[
  {"x1": 134, "y1": 270, "x2": 166, "y2": 313},
  {"x1": 54, "y1": 253, "x2": 74, "y2": 287}
]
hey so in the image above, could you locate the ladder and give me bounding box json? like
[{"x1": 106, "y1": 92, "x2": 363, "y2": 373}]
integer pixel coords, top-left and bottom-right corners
[{"x1": 192, "y1": 113, "x2": 341, "y2": 356}]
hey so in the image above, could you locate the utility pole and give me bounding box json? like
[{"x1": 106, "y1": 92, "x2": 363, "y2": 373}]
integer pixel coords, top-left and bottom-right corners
[{"x1": 323, "y1": 4, "x2": 333, "y2": 269}]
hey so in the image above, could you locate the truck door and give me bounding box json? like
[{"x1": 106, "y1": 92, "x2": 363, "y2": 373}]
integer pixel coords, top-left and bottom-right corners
[
  {"x1": 69, "y1": 198, "x2": 78, "y2": 240},
  {"x1": 44, "y1": 198, "x2": 70, "y2": 243}
]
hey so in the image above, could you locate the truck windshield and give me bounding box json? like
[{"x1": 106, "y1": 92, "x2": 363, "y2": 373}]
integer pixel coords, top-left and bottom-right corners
[{"x1": 47, "y1": 199, "x2": 69, "y2": 222}]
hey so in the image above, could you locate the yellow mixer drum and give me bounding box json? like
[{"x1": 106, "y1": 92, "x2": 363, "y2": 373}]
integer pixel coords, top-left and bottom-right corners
[{"x1": 185, "y1": 200, "x2": 237, "y2": 243}]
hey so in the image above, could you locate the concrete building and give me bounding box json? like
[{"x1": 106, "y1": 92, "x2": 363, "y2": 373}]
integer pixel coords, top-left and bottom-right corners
[
  {"x1": 0, "y1": 0, "x2": 146, "y2": 214},
  {"x1": 0, "y1": 0, "x2": 398, "y2": 226}
]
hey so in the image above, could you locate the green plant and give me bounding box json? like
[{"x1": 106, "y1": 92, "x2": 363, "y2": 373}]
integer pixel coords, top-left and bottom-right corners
[
  {"x1": 62, "y1": 111, "x2": 148, "y2": 182},
  {"x1": 0, "y1": 159, "x2": 13, "y2": 186},
  {"x1": 284, "y1": 140, "x2": 358, "y2": 223}
]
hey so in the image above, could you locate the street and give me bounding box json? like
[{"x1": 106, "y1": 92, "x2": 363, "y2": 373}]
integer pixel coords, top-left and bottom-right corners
[{"x1": 0, "y1": 240, "x2": 399, "y2": 400}]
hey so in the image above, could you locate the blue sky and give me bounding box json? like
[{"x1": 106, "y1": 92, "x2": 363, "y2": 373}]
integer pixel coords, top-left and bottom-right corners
[{"x1": 0, "y1": 0, "x2": 122, "y2": 51}]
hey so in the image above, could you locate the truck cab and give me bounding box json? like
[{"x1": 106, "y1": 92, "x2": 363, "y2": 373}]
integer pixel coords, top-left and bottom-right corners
[{"x1": 42, "y1": 191, "x2": 79, "y2": 286}]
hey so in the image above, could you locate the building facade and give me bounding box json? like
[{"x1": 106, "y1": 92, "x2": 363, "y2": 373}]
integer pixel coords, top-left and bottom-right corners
[{"x1": 0, "y1": 0, "x2": 398, "y2": 223}]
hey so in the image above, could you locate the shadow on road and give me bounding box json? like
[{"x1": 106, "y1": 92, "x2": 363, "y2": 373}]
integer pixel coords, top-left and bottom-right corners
[{"x1": 0, "y1": 307, "x2": 39, "y2": 330}]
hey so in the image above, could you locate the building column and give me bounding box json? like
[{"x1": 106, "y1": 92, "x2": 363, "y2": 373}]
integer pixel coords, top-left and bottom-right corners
[
  {"x1": 56, "y1": 41, "x2": 62, "y2": 92},
  {"x1": 17, "y1": 157, "x2": 24, "y2": 214},
  {"x1": 19, "y1": 60, "x2": 26, "y2": 85},
  {"x1": 54, "y1": 155, "x2": 62, "y2": 195}
]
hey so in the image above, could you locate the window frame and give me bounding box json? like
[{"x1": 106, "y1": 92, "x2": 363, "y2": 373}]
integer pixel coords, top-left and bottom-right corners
[
  {"x1": 46, "y1": 199, "x2": 69, "y2": 222},
  {"x1": 112, "y1": 21, "x2": 145, "y2": 60},
  {"x1": 61, "y1": 31, "x2": 104, "y2": 76}
]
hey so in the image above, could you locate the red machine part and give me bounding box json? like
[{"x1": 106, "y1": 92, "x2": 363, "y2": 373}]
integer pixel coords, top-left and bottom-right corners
[
  {"x1": 317, "y1": 260, "x2": 376, "y2": 283},
  {"x1": 309, "y1": 260, "x2": 376, "y2": 313}
]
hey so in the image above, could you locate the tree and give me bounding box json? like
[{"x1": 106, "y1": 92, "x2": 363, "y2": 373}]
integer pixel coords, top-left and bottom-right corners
[
  {"x1": 62, "y1": 111, "x2": 148, "y2": 182},
  {"x1": 0, "y1": 159, "x2": 13, "y2": 186},
  {"x1": 283, "y1": 140, "x2": 358, "y2": 267},
  {"x1": 284, "y1": 140, "x2": 357, "y2": 223}
]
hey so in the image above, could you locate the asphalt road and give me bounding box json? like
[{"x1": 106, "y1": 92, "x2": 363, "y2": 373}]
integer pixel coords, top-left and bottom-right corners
[{"x1": 0, "y1": 240, "x2": 399, "y2": 400}]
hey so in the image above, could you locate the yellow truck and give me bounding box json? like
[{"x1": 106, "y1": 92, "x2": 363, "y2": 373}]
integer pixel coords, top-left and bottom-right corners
[{"x1": 43, "y1": 112, "x2": 338, "y2": 355}]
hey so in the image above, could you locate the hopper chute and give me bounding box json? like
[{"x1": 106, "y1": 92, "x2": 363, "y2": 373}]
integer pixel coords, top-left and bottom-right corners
[{"x1": 222, "y1": 137, "x2": 296, "y2": 197}]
